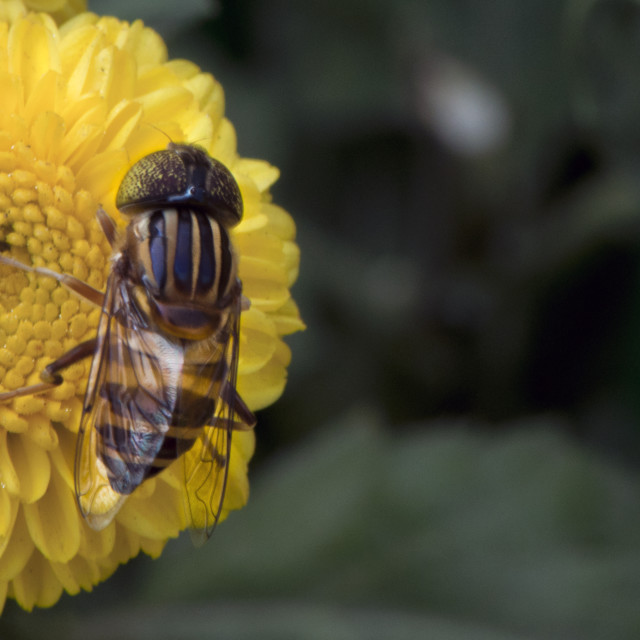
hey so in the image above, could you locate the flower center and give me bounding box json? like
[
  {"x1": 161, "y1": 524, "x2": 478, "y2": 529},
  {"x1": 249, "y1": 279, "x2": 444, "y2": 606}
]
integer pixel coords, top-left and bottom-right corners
[{"x1": 0, "y1": 141, "x2": 111, "y2": 431}]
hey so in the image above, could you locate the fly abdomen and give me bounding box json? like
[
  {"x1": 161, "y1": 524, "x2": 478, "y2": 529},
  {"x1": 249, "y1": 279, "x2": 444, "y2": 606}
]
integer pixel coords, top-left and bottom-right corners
[
  {"x1": 96, "y1": 421, "x2": 162, "y2": 494},
  {"x1": 96, "y1": 408, "x2": 208, "y2": 494},
  {"x1": 96, "y1": 357, "x2": 224, "y2": 495}
]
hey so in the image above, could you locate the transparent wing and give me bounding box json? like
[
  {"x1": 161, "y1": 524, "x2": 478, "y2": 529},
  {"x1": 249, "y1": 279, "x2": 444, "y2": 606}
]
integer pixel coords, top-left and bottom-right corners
[
  {"x1": 74, "y1": 272, "x2": 126, "y2": 530},
  {"x1": 184, "y1": 288, "x2": 256, "y2": 545},
  {"x1": 74, "y1": 273, "x2": 183, "y2": 531}
]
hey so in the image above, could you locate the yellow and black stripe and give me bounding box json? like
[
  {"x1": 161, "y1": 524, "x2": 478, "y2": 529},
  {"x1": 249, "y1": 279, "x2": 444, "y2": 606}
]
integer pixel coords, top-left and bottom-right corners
[
  {"x1": 131, "y1": 207, "x2": 236, "y2": 308},
  {"x1": 93, "y1": 311, "x2": 231, "y2": 496}
]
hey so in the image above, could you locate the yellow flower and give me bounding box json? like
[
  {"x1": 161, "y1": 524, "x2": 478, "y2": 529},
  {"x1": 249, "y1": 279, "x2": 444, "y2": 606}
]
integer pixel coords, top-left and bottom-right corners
[{"x1": 0, "y1": 9, "x2": 304, "y2": 612}]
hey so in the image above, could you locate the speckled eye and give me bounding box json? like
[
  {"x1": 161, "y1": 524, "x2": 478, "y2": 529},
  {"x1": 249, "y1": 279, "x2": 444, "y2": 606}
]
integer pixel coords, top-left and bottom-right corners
[{"x1": 116, "y1": 143, "x2": 243, "y2": 226}]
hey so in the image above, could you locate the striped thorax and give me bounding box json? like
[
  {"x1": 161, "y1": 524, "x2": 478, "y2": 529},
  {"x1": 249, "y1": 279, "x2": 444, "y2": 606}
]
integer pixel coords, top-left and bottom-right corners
[{"x1": 125, "y1": 207, "x2": 238, "y2": 340}]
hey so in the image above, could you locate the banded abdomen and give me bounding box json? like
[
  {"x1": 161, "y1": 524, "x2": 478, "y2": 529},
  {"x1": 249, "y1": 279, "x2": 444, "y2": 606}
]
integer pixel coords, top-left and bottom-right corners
[{"x1": 95, "y1": 291, "x2": 233, "y2": 495}]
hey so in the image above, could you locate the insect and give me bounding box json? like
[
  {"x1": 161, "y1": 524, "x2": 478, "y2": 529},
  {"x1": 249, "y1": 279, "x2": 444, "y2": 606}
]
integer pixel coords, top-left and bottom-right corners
[{"x1": 0, "y1": 143, "x2": 256, "y2": 541}]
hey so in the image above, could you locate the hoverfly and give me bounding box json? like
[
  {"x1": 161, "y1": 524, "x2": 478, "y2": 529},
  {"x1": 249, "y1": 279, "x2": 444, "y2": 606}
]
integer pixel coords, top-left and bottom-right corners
[{"x1": 0, "y1": 143, "x2": 256, "y2": 541}]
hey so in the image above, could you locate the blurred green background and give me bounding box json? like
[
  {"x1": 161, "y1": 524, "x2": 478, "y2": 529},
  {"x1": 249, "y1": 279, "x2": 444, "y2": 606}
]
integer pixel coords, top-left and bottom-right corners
[{"x1": 4, "y1": 0, "x2": 640, "y2": 637}]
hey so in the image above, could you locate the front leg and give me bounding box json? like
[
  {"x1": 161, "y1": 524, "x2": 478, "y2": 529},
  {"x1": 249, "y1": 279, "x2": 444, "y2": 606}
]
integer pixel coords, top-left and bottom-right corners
[
  {"x1": 0, "y1": 339, "x2": 96, "y2": 401},
  {"x1": 0, "y1": 254, "x2": 104, "y2": 307}
]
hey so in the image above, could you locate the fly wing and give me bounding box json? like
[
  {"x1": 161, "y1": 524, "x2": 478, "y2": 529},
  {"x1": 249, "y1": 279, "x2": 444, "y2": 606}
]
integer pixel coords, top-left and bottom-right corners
[
  {"x1": 74, "y1": 271, "x2": 125, "y2": 530},
  {"x1": 74, "y1": 273, "x2": 183, "y2": 531},
  {"x1": 183, "y1": 290, "x2": 256, "y2": 545}
]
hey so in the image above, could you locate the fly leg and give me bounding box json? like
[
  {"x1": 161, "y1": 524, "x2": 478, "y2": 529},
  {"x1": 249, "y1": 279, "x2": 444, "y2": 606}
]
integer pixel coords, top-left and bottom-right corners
[
  {"x1": 0, "y1": 234, "x2": 108, "y2": 400},
  {"x1": 220, "y1": 383, "x2": 257, "y2": 430},
  {"x1": 0, "y1": 339, "x2": 97, "y2": 401},
  {"x1": 0, "y1": 205, "x2": 119, "y2": 305},
  {"x1": 0, "y1": 254, "x2": 105, "y2": 307}
]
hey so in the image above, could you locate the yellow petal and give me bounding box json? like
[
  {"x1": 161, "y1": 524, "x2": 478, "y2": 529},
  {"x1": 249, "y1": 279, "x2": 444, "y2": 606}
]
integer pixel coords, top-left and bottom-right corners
[
  {"x1": 237, "y1": 339, "x2": 291, "y2": 410},
  {"x1": 0, "y1": 495, "x2": 18, "y2": 553},
  {"x1": 61, "y1": 26, "x2": 103, "y2": 99},
  {"x1": 0, "y1": 507, "x2": 35, "y2": 581},
  {"x1": 0, "y1": 72, "x2": 22, "y2": 131},
  {"x1": 128, "y1": 22, "x2": 168, "y2": 68},
  {"x1": 135, "y1": 64, "x2": 180, "y2": 96},
  {"x1": 236, "y1": 159, "x2": 280, "y2": 193},
  {"x1": 75, "y1": 147, "x2": 128, "y2": 202},
  {"x1": 48, "y1": 427, "x2": 75, "y2": 491},
  {"x1": 60, "y1": 121, "x2": 103, "y2": 169},
  {"x1": 0, "y1": 405, "x2": 28, "y2": 433},
  {"x1": 158, "y1": 461, "x2": 182, "y2": 491},
  {"x1": 234, "y1": 170, "x2": 261, "y2": 221},
  {"x1": 232, "y1": 429, "x2": 256, "y2": 463},
  {"x1": 101, "y1": 100, "x2": 143, "y2": 152},
  {"x1": 28, "y1": 111, "x2": 65, "y2": 165},
  {"x1": 50, "y1": 554, "x2": 100, "y2": 595},
  {"x1": 137, "y1": 86, "x2": 193, "y2": 123},
  {"x1": 59, "y1": 98, "x2": 106, "y2": 167},
  {"x1": 24, "y1": 412, "x2": 59, "y2": 451},
  {"x1": 23, "y1": 69, "x2": 63, "y2": 129},
  {"x1": 164, "y1": 58, "x2": 200, "y2": 80},
  {"x1": 182, "y1": 112, "x2": 214, "y2": 147},
  {"x1": 223, "y1": 438, "x2": 251, "y2": 511},
  {"x1": 60, "y1": 93, "x2": 104, "y2": 131},
  {"x1": 176, "y1": 68, "x2": 224, "y2": 125},
  {"x1": 271, "y1": 298, "x2": 306, "y2": 336},
  {"x1": 8, "y1": 15, "x2": 60, "y2": 99},
  {"x1": 240, "y1": 256, "x2": 291, "y2": 312},
  {"x1": 2, "y1": 432, "x2": 50, "y2": 503},
  {"x1": 92, "y1": 45, "x2": 132, "y2": 106},
  {"x1": 235, "y1": 230, "x2": 288, "y2": 266},
  {"x1": 23, "y1": 465, "x2": 80, "y2": 562},
  {"x1": 109, "y1": 523, "x2": 141, "y2": 565},
  {"x1": 132, "y1": 475, "x2": 156, "y2": 500},
  {"x1": 117, "y1": 481, "x2": 184, "y2": 540},
  {"x1": 262, "y1": 203, "x2": 297, "y2": 241},
  {"x1": 78, "y1": 519, "x2": 115, "y2": 560},
  {"x1": 234, "y1": 211, "x2": 269, "y2": 234},
  {"x1": 0, "y1": 431, "x2": 19, "y2": 496},
  {"x1": 239, "y1": 307, "x2": 277, "y2": 375},
  {"x1": 209, "y1": 117, "x2": 237, "y2": 167},
  {"x1": 11, "y1": 550, "x2": 62, "y2": 611},
  {"x1": 58, "y1": 12, "x2": 97, "y2": 37},
  {"x1": 0, "y1": 487, "x2": 14, "y2": 538},
  {"x1": 138, "y1": 536, "x2": 166, "y2": 559},
  {"x1": 96, "y1": 17, "x2": 166, "y2": 70},
  {"x1": 283, "y1": 240, "x2": 301, "y2": 286}
]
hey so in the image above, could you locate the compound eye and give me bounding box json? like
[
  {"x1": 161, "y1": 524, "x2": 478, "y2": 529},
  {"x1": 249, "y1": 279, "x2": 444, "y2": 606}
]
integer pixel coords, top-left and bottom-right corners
[
  {"x1": 196, "y1": 155, "x2": 243, "y2": 226},
  {"x1": 116, "y1": 150, "x2": 187, "y2": 212},
  {"x1": 115, "y1": 144, "x2": 243, "y2": 226}
]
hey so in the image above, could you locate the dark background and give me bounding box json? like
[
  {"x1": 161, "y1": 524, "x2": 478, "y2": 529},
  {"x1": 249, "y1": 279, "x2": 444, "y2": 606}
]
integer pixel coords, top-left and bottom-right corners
[{"x1": 4, "y1": 1, "x2": 640, "y2": 638}]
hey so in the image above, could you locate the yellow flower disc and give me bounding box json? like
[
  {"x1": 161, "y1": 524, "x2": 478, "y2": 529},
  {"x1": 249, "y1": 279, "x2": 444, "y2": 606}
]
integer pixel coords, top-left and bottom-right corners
[{"x1": 0, "y1": 7, "x2": 304, "y2": 612}]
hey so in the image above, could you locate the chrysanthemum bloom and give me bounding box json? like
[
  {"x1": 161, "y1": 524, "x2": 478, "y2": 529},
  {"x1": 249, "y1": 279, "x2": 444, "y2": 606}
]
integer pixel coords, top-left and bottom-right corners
[{"x1": 0, "y1": 6, "x2": 303, "y2": 612}]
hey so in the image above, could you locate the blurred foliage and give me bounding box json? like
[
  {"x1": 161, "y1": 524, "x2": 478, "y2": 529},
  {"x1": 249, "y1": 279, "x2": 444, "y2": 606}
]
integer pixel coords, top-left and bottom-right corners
[
  {"x1": 4, "y1": 0, "x2": 640, "y2": 637},
  {"x1": 5, "y1": 416, "x2": 640, "y2": 638}
]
